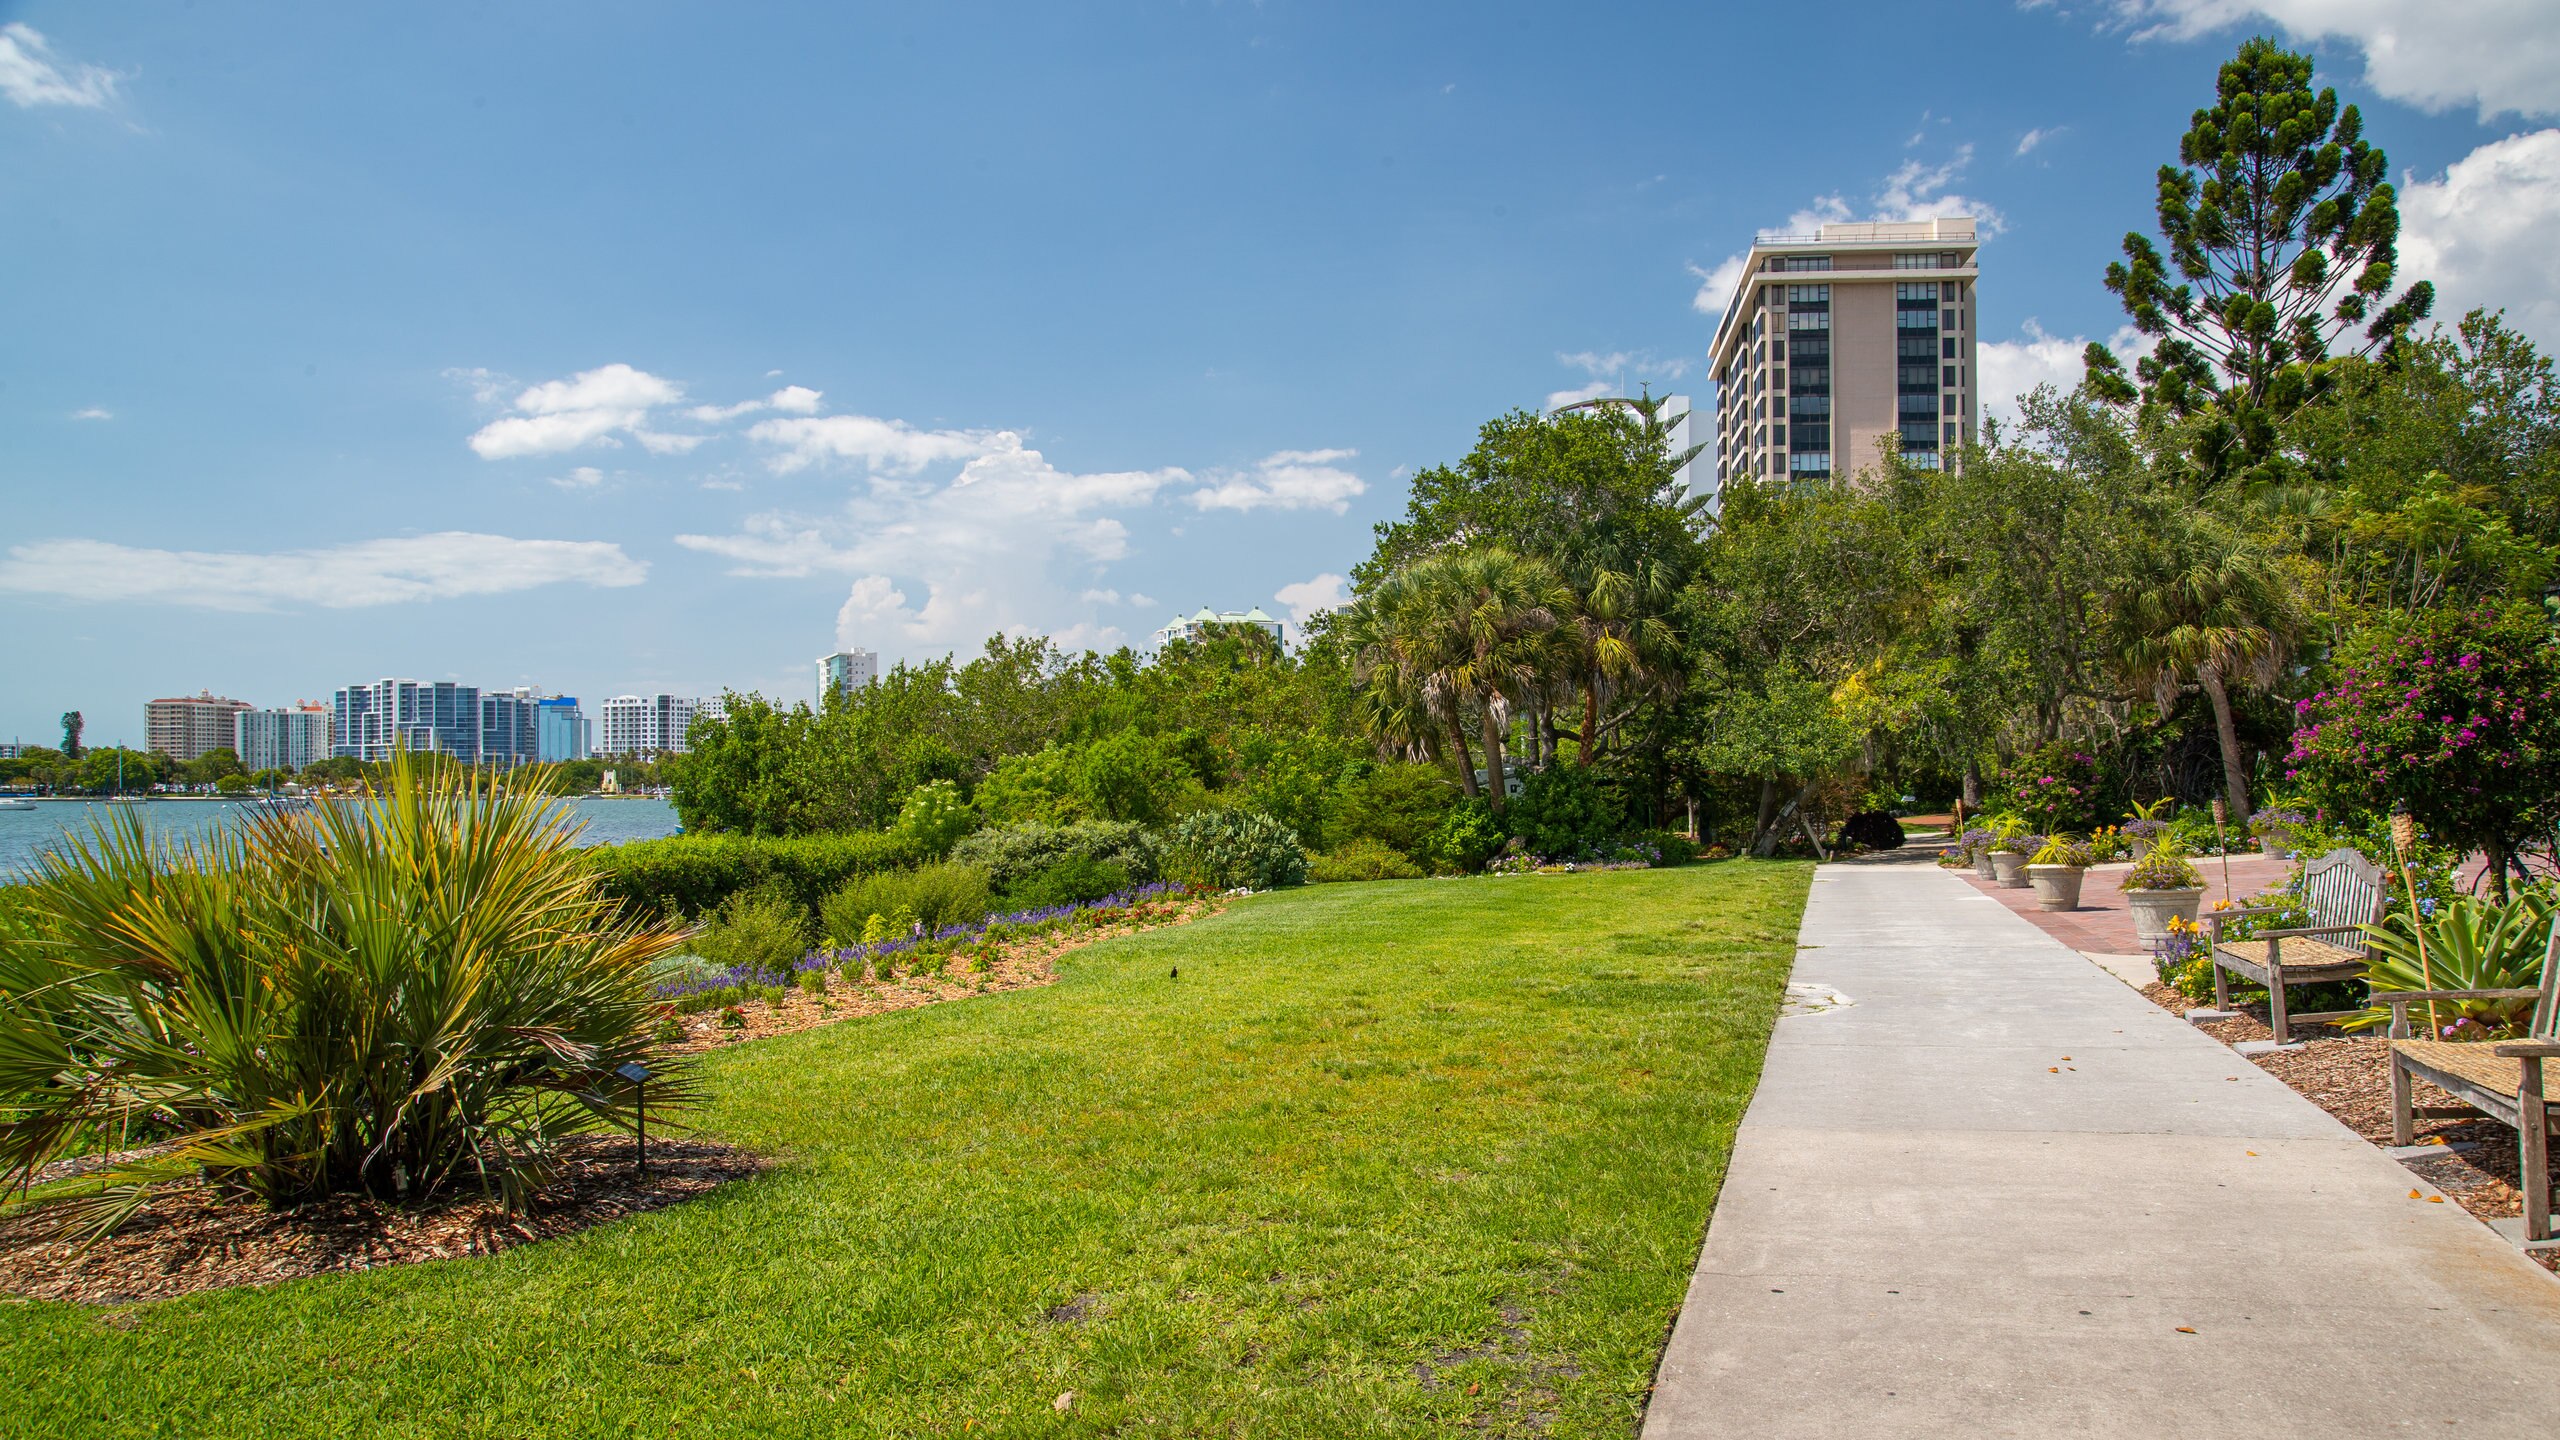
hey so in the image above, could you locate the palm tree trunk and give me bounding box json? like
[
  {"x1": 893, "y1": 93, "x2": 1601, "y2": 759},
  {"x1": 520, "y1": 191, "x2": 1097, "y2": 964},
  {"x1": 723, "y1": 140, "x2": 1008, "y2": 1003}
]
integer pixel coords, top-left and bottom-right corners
[
  {"x1": 1480, "y1": 700, "x2": 1509, "y2": 811},
  {"x1": 1446, "y1": 714, "x2": 1479, "y2": 798},
  {"x1": 2199, "y1": 666, "x2": 2251, "y2": 821},
  {"x1": 1580, "y1": 680, "x2": 1601, "y2": 767}
]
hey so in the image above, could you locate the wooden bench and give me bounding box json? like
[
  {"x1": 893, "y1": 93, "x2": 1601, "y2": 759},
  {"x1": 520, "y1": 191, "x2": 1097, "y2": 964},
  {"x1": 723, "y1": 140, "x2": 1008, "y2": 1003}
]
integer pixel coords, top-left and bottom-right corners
[
  {"x1": 2203, "y1": 848, "x2": 2384, "y2": 1044},
  {"x1": 2380, "y1": 925, "x2": 2560, "y2": 1243}
]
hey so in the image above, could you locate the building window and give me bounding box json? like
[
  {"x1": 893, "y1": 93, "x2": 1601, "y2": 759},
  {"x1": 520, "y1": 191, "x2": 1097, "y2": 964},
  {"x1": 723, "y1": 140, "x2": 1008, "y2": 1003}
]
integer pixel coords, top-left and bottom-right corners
[
  {"x1": 1788, "y1": 311, "x2": 1830, "y2": 331},
  {"x1": 1944, "y1": 422, "x2": 1959, "y2": 443},
  {"x1": 1943, "y1": 365, "x2": 1956, "y2": 387},
  {"x1": 1773, "y1": 425, "x2": 1787, "y2": 447},
  {"x1": 1898, "y1": 362, "x2": 1937, "y2": 390},
  {"x1": 1894, "y1": 281, "x2": 1939, "y2": 301},
  {"x1": 1942, "y1": 337, "x2": 1957, "y2": 359},
  {"x1": 1942, "y1": 393, "x2": 1957, "y2": 415},
  {"x1": 1769, "y1": 452, "x2": 1783, "y2": 475},
  {"x1": 1899, "y1": 420, "x2": 1940, "y2": 448},
  {"x1": 1790, "y1": 366, "x2": 1829, "y2": 395},
  {"x1": 1893, "y1": 253, "x2": 1938, "y2": 269},
  {"x1": 1790, "y1": 334, "x2": 1829, "y2": 361},
  {"x1": 1897, "y1": 309, "x2": 1938, "y2": 330},
  {"x1": 1787, "y1": 284, "x2": 1831, "y2": 303},
  {"x1": 1789, "y1": 452, "x2": 1831, "y2": 474},
  {"x1": 1943, "y1": 308, "x2": 1957, "y2": 329},
  {"x1": 1899, "y1": 394, "x2": 1937, "y2": 418},
  {"x1": 1772, "y1": 339, "x2": 1786, "y2": 362},
  {"x1": 1905, "y1": 450, "x2": 1942, "y2": 471},
  {"x1": 1789, "y1": 394, "x2": 1830, "y2": 416},
  {"x1": 1781, "y1": 255, "x2": 1831, "y2": 271}
]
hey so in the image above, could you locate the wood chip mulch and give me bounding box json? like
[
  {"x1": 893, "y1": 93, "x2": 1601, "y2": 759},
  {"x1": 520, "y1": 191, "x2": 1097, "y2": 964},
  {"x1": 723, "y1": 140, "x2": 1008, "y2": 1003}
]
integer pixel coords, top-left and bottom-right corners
[
  {"x1": 658, "y1": 896, "x2": 1224, "y2": 1054},
  {"x1": 2138, "y1": 981, "x2": 2559, "y2": 1274},
  {"x1": 0, "y1": 1136, "x2": 763, "y2": 1306}
]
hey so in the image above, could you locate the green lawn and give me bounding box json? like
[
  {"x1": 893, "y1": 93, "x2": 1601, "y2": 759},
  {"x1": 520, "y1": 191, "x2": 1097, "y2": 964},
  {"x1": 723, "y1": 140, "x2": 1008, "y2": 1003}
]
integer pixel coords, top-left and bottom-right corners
[{"x1": 2, "y1": 862, "x2": 1809, "y2": 1439}]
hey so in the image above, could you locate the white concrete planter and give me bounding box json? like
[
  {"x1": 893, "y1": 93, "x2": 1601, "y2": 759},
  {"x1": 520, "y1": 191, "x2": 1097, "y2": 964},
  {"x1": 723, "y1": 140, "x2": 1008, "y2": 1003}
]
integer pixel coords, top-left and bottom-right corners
[
  {"x1": 1973, "y1": 849, "x2": 1997, "y2": 881},
  {"x1": 2026, "y1": 864, "x2": 2088, "y2": 911},
  {"x1": 1990, "y1": 851, "x2": 2033, "y2": 888},
  {"x1": 2126, "y1": 886, "x2": 2206, "y2": 944}
]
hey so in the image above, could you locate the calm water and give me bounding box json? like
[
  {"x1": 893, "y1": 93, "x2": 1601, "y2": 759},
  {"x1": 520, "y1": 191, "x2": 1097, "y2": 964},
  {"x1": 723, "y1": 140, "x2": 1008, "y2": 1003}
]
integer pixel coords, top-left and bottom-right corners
[{"x1": 0, "y1": 796, "x2": 681, "y2": 878}]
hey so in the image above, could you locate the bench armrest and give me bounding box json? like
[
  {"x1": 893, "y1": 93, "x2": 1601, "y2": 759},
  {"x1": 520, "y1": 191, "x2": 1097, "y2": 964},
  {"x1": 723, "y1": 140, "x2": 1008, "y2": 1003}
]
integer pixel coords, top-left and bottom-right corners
[
  {"x1": 2491, "y1": 1041, "x2": 2560, "y2": 1059},
  {"x1": 2378, "y1": 989, "x2": 2543, "y2": 1007}
]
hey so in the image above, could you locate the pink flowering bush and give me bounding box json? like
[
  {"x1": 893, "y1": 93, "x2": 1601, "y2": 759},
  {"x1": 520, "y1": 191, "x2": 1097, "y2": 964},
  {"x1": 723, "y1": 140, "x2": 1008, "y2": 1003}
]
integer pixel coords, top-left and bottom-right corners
[
  {"x1": 1990, "y1": 742, "x2": 2105, "y2": 833},
  {"x1": 2287, "y1": 602, "x2": 2560, "y2": 894}
]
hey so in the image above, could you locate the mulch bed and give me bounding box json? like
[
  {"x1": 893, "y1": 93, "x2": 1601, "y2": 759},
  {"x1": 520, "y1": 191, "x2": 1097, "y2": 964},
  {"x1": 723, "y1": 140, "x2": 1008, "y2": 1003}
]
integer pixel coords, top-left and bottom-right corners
[
  {"x1": 0, "y1": 895, "x2": 1228, "y2": 1307},
  {"x1": 659, "y1": 894, "x2": 1224, "y2": 1054},
  {"x1": 2139, "y1": 982, "x2": 2559, "y2": 1275},
  {"x1": 0, "y1": 1137, "x2": 763, "y2": 1306}
]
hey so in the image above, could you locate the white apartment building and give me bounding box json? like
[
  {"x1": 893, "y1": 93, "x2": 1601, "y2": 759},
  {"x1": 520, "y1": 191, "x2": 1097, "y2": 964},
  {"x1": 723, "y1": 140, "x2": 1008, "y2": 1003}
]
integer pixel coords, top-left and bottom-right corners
[
  {"x1": 597, "y1": 693, "x2": 728, "y2": 756},
  {"x1": 815, "y1": 649, "x2": 879, "y2": 705},
  {"x1": 234, "y1": 703, "x2": 332, "y2": 772},
  {"x1": 1153, "y1": 607, "x2": 1285, "y2": 649},
  {"x1": 146, "y1": 691, "x2": 255, "y2": 762},
  {"x1": 1708, "y1": 217, "x2": 1979, "y2": 488}
]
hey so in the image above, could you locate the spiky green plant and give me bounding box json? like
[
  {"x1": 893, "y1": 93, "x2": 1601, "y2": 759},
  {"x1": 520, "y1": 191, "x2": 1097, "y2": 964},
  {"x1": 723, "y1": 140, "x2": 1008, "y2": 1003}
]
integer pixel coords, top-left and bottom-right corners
[
  {"x1": 2347, "y1": 891, "x2": 2553, "y2": 1036},
  {"x1": 0, "y1": 755, "x2": 695, "y2": 1236}
]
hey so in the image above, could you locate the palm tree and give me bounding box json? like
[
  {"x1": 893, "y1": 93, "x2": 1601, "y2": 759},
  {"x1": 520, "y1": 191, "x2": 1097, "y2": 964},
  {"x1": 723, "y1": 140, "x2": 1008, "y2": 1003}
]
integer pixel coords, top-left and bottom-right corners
[
  {"x1": 1390, "y1": 548, "x2": 1574, "y2": 809},
  {"x1": 2111, "y1": 512, "x2": 2300, "y2": 820}
]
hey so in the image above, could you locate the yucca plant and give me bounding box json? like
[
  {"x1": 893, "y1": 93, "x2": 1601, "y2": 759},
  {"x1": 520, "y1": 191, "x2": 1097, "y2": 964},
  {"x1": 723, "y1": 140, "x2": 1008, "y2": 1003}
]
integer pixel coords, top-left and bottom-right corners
[
  {"x1": 2346, "y1": 890, "x2": 2554, "y2": 1036},
  {"x1": 0, "y1": 754, "x2": 695, "y2": 1237}
]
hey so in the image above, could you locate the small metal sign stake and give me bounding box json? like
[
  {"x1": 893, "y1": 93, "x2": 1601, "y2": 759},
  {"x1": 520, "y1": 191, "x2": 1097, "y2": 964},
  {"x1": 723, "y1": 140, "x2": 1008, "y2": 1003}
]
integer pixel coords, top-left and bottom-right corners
[{"x1": 617, "y1": 1062, "x2": 652, "y2": 1179}]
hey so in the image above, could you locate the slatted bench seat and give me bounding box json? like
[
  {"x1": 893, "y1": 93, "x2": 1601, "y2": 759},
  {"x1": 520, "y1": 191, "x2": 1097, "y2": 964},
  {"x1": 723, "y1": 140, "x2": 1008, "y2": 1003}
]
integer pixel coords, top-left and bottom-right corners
[
  {"x1": 2203, "y1": 848, "x2": 2383, "y2": 1044},
  {"x1": 2383, "y1": 926, "x2": 2560, "y2": 1243}
]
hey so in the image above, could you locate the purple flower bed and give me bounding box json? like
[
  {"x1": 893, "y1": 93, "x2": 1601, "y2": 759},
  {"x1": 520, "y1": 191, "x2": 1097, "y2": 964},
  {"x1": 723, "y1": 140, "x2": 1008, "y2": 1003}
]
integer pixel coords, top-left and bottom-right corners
[{"x1": 653, "y1": 881, "x2": 1186, "y2": 1003}]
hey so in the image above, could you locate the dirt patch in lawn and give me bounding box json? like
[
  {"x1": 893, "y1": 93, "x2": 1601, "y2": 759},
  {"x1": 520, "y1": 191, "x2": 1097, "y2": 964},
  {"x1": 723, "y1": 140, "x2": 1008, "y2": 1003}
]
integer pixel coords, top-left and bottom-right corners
[
  {"x1": 0, "y1": 1136, "x2": 763, "y2": 1306},
  {"x1": 659, "y1": 894, "x2": 1225, "y2": 1055},
  {"x1": 2138, "y1": 982, "x2": 2558, "y2": 1275}
]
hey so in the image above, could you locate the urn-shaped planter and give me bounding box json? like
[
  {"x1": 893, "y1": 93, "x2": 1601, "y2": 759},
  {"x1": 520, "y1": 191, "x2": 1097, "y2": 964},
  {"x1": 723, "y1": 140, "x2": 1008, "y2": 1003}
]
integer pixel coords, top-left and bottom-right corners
[
  {"x1": 1973, "y1": 848, "x2": 1997, "y2": 881},
  {"x1": 2125, "y1": 886, "x2": 2206, "y2": 944},
  {"x1": 1990, "y1": 851, "x2": 2032, "y2": 888},
  {"x1": 2025, "y1": 863, "x2": 2087, "y2": 911}
]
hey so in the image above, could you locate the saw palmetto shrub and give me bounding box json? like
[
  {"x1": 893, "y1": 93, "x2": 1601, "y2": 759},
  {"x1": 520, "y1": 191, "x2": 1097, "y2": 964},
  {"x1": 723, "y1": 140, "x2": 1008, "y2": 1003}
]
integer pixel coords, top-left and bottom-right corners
[{"x1": 0, "y1": 758, "x2": 695, "y2": 1236}]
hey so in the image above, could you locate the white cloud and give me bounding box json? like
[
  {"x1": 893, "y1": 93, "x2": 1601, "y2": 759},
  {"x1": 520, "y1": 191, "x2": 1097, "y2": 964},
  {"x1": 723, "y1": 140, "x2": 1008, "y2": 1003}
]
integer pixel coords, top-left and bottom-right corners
[
  {"x1": 1129, "y1": 592, "x2": 1158, "y2": 609},
  {"x1": 1545, "y1": 379, "x2": 1614, "y2": 410},
  {"x1": 2101, "y1": 1, "x2": 2560, "y2": 122},
  {"x1": 2015, "y1": 127, "x2": 2060, "y2": 157},
  {"x1": 1275, "y1": 573, "x2": 1351, "y2": 627},
  {"x1": 2400, "y1": 129, "x2": 2560, "y2": 349},
  {"x1": 1191, "y1": 448, "x2": 1367, "y2": 514},
  {"x1": 551, "y1": 465, "x2": 606, "y2": 491},
  {"x1": 0, "y1": 533, "x2": 645, "y2": 612},
  {"x1": 69, "y1": 407, "x2": 111, "y2": 421},
  {"x1": 1688, "y1": 253, "x2": 1750, "y2": 317},
  {"x1": 0, "y1": 24, "x2": 117, "y2": 109},
  {"x1": 1079, "y1": 588, "x2": 1124, "y2": 605},
  {"x1": 1547, "y1": 349, "x2": 1695, "y2": 410},
  {"x1": 747, "y1": 413, "x2": 1004, "y2": 475},
  {"x1": 1774, "y1": 146, "x2": 2007, "y2": 239},
  {"x1": 687, "y1": 384, "x2": 825, "y2": 425},
  {"x1": 1975, "y1": 319, "x2": 2155, "y2": 429},
  {"x1": 466, "y1": 363, "x2": 696, "y2": 459}
]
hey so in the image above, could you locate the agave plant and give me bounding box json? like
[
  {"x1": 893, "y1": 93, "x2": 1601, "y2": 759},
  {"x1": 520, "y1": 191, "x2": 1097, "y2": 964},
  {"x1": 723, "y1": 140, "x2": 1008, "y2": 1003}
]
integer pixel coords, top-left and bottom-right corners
[
  {"x1": 2347, "y1": 890, "x2": 2554, "y2": 1036},
  {"x1": 0, "y1": 755, "x2": 695, "y2": 1236}
]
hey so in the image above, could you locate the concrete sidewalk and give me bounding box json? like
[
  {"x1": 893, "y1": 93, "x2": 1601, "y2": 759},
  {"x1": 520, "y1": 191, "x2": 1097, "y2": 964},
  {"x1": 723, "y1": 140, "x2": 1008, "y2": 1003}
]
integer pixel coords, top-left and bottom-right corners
[{"x1": 1642, "y1": 854, "x2": 2560, "y2": 1439}]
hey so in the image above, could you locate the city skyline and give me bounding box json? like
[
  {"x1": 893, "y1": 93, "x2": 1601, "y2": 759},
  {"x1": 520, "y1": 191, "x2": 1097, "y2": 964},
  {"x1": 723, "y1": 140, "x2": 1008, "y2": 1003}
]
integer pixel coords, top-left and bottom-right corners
[{"x1": 7, "y1": 4, "x2": 2557, "y2": 748}]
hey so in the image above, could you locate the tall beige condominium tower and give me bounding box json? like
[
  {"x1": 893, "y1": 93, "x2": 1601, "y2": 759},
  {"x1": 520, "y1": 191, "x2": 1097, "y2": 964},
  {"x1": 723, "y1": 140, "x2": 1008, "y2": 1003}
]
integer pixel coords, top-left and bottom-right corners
[
  {"x1": 144, "y1": 691, "x2": 255, "y2": 762},
  {"x1": 1708, "y1": 217, "x2": 1979, "y2": 489}
]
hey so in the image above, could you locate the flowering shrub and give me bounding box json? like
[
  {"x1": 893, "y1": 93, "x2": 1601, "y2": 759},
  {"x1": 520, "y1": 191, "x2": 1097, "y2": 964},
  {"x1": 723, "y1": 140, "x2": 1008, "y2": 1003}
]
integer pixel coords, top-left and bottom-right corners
[
  {"x1": 1992, "y1": 743, "x2": 2105, "y2": 833},
  {"x1": 2288, "y1": 602, "x2": 2560, "y2": 892}
]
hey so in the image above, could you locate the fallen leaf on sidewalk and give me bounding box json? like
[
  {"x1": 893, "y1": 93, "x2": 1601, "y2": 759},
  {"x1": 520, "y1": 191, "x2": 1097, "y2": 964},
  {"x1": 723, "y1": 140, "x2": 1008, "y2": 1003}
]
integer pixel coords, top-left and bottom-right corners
[{"x1": 2175, "y1": 1326, "x2": 2197, "y2": 1334}]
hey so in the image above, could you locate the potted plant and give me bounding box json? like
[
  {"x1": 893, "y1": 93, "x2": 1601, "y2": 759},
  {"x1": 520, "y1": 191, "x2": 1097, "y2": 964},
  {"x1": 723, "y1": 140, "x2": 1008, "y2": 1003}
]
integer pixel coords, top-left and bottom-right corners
[
  {"x1": 2120, "y1": 844, "x2": 2206, "y2": 943},
  {"x1": 2248, "y1": 805, "x2": 2308, "y2": 861},
  {"x1": 1987, "y1": 817, "x2": 2039, "y2": 889},
  {"x1": 2024, "y1": 834, "x2": 2094, "y2": 911}
]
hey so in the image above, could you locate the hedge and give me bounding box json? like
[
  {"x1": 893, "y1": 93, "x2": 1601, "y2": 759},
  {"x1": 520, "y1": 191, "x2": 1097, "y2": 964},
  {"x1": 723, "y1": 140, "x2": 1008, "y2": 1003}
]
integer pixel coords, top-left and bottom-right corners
[{"x1": 586, "y1": 830, "x2": 922, "y2": 920}]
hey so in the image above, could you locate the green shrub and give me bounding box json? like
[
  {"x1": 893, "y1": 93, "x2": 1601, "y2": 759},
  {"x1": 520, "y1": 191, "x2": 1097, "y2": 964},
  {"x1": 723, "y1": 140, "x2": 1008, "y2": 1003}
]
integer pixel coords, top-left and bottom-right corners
[
  {"x1": 1424, "y1": 799, "x2": 1508, "y2": 874},
  {"x1": 0, "y1": 758, "x2": 694, "y2": 1234},
  {"x1": 888, "y1": 779, "x2": 977, "y2": 859},
  {"x1": 1005, "y1": 854, "x2": 1131, "y2": 909},
  {"x1": 798, "y1": 969, "x2": 828, "y2": 997},
  {"x1": 1165, "y1": 809, "x2": 1307, "y2": 891},
  {"x1": 819, "y1": 860, "x2": 993, "y2": 943},
  {"x1": 1504, "y1": 767, "x2": 1625, "y2": 859},
  {"x1": 950, "y1": 820, "x2": 1161, "y2": 894},
  {"x1": 587, "y1": 830, "x2": 921, "y2": 921},
  {"x1": 691, "y1": 886, "x2": 812, "y2": 981},
  {"x1": 1640, "y1": 831, "x2": 1701, "y2": 866},
  {"x1": 1321, "y1": 761, "x2": 1459, "y2": 858},
  {"x1": 1308, "y1": 838, "x2": 1425, "y2": 883}
]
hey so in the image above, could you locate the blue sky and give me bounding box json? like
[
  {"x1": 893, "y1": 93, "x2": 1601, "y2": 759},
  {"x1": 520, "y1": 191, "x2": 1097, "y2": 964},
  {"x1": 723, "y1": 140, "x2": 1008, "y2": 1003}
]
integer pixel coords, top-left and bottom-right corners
[{"x1": 6, "y1": 1, "x2": 2556, "y2": 748}]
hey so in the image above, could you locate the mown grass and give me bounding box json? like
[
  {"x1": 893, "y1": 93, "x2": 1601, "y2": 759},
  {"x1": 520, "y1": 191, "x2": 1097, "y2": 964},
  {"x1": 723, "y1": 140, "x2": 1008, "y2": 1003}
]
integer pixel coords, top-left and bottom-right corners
[{"x1": 1, "y1": 862, "x2": 1809, "y2": 1439}]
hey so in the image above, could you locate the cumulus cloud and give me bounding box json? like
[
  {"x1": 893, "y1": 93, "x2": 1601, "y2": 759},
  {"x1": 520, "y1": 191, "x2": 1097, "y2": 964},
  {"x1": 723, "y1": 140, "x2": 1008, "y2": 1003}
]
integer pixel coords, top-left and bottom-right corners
[
  {"x1": 2100, "y1": 0, "x2": 2560, "y2": 122},
  {"x1": 1975, "y1": 319, "x2": 2156, "y2": 429},
  {"x1": 70, "y1": 407, "x2": 111, "y2": 421},
  {"x1": 466, "y1": 363, "x2": 697, "y2": 459},
  {"x1": 551, "y1": 465, "x2": 606, "y2": 491},
  {"x1": 1275, "y1": 573, "x2": 1351, "y2": 627},
  {"x1": 2400, "y1": 129, "x2": 2560, "y2": 349},
  {"x1": 1545, "y1": 378, "x2": 1615, "y2": 410},
  {"x1": 688, "y1": 384, "x2": 824, "y2": 424},
  {"x1": 1191, "y1": 449, "x2": 1367, "y2": 514},
  {"x1": 1079, "y1": 588, "x2": 1125, "y2": 605},
  {"x1": 0, "y1": 533, "x2": 645, "y2": 612},
  {"x1": 1547, "y1": 350, "x2": 1694, "y2": 410},
  {"x1": 747, "y1": 413, "x2": 1004, "y2": 475},
  {"x1": 1688, "y1": 253, "x2": 1751, "y2": 318},
  {"x1": 0, "y1": 24, "x2": 117, "y2": 109},
  {"x1": 1785, "y1": 145, "x2": 2006, "y2": 237}
]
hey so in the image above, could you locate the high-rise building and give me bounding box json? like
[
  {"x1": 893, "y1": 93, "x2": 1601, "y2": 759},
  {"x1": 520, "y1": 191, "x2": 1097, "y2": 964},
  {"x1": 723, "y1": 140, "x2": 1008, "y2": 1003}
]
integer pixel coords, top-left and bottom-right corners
[
  {"x1": 536, "y1": 696, "x2": 591, "y2": 763},
  {"x1": 1708, "y1": 217, "x2": 1979, "y2": 488},
  {"x1": 596, "y1": 693, "x2": 723, "y2": 756},
  {"x1": 815, "y1": 649, "x2": 879, "y2": 704},
  {"x1": 234, "y1": 703, "x2": 332, "y2": 772},
  {"x1": 331, "y1": 679, "x2": 483, "y2": 762},
  {"x1": 479, "y1": 689, "x2": 541, "y2": 769},
  {"x1": 145, "y1": 691, "x2": 255, "y2": 762}
]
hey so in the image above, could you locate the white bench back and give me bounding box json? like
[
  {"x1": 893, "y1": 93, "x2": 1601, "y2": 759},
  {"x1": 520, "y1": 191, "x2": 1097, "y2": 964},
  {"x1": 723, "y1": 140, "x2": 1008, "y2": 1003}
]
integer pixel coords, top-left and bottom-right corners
[{"x1": 2300, "y1": 848, "x2": 2386, "y2": 956}]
